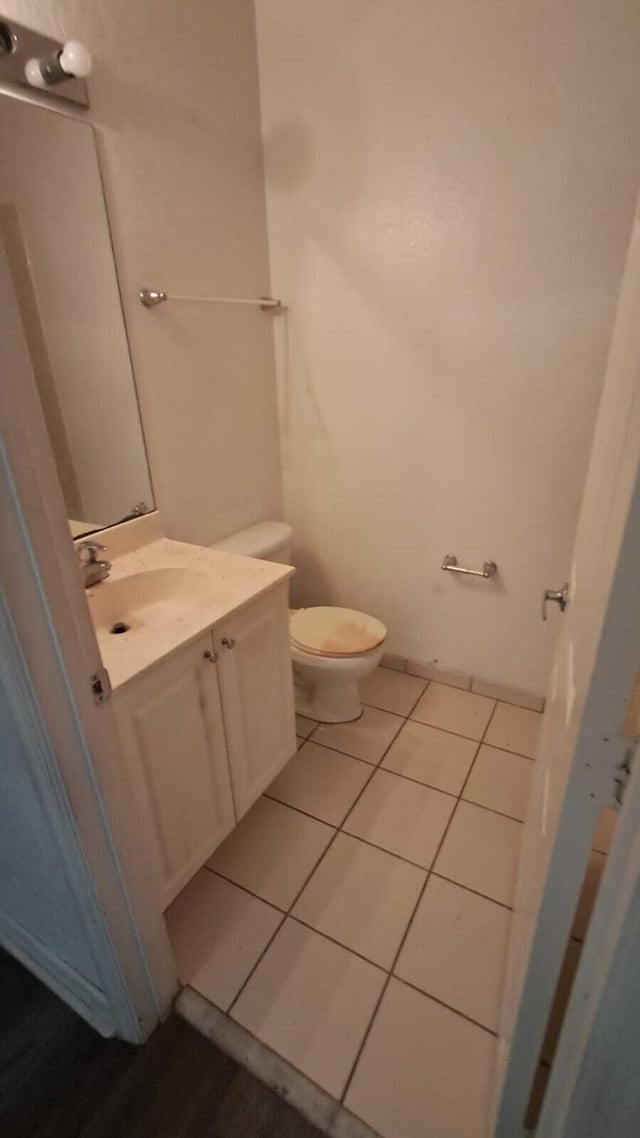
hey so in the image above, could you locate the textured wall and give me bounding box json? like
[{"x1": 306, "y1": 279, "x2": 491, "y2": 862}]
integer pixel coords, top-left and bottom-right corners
[
  {"x1": 256, "y1": 0, "x2": 640, "y2": 693},
  {"x1": 2, "y1": 0, "x2": 282, "y2": 546}
]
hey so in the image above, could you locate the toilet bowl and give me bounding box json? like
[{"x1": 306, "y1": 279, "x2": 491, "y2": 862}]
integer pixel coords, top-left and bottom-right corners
[
  {"x1": 212, "y1": 522, "x2": 386, "y2": 723},
  {"x1": 290, "y1": 606, "x2": 386, "y2": 723}
]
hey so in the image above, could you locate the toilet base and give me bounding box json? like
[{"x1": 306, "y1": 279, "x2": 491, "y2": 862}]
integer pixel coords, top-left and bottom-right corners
[
  {"x1": 294, "y1": 672, "x2": 363, "y2": 724},
  {"x1": 291, "y1": 641, "x2": 384, "y2": 724}
]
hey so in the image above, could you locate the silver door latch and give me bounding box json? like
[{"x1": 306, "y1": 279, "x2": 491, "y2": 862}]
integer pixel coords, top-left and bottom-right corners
[{"x1": 542, "y1": 583, "x2": 569, "y2": 621}]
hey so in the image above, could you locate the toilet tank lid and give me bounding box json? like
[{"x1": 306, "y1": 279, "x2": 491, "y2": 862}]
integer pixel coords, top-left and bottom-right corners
[{"x1": 212, "y1": 521, "x2": 293, "y2": 558}]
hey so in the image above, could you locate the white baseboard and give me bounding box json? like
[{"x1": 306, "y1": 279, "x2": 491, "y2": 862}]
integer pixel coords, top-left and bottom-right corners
[{"x1": 381, "y1": 655, "x2": 544, "y2": 712}]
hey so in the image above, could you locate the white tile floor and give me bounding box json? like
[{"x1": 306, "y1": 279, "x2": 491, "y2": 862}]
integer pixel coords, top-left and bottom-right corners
[{"x1": 166, "y1": 668, "x2": 551, "y2": 1137}]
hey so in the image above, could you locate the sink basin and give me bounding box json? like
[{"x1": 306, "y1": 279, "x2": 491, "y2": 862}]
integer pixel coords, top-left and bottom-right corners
[{"x1": 87, "y1": 567, "x2": 215, "y2": 634}]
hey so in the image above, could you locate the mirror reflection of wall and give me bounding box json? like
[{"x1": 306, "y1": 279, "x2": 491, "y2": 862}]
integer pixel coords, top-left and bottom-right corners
[{"x1": 0, "y1": 95, "x2": 153, "y2": 537}]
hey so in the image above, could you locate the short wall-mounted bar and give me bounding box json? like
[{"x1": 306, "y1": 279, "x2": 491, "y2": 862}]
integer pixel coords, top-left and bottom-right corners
[
  {"x1": 441, "y1": 553, "x2": 498, "y2": 579},
  {"x1": 139, "y1": 288, "x2": 284, "y2": 314}
]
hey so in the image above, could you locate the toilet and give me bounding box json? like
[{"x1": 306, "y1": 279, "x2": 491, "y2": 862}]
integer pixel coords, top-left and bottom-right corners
[{"x1": 212, "y1": 522, "x2": 386, "y2": 723}]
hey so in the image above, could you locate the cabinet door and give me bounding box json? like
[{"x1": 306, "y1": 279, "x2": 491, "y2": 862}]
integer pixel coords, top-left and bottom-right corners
[
  {"x1": 114, "y1": 633, "x2": 235, "y2": 910},
  {"x1": 214, "y1": 583, "x2": 296, "y2": 818}
]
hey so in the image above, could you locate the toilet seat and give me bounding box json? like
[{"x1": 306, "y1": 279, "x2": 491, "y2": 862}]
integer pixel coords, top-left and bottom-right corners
[{"x1": 290, "y1": 606, "x2": 387, "y2": 658}]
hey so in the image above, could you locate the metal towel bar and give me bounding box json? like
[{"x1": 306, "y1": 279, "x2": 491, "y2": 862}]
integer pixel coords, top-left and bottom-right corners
[
  {"x1": 139, "y1": 288, "x2": 283, "y2": 313},
  {"x1": 441, "y1": 554, "x2": 498, "y2": 579}
]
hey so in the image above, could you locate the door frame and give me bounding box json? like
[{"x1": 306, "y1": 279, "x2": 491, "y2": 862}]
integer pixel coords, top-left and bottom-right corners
[
  {"x1": 537, "y1": 727, "x2": 640, "y2": 1136},
  {"x1": 495, "y1": 197, "x2": 640, "y2": 1133},
  {"x1": 495, "y1": 470, "x2": 640, "y2": 1133},
  {"x1": 0, "y1": 243, "x2": 176, "y2": 1038}
]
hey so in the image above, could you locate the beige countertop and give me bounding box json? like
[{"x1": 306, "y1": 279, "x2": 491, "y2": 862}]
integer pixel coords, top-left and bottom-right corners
[{"x1": 87, "y1": 537, "x2": 293, "y2": 690}]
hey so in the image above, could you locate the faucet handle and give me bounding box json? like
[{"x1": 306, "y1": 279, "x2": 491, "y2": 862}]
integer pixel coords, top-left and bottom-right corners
[{"x1": 77, "y1": 539, "x2": 107, "y2": 564}]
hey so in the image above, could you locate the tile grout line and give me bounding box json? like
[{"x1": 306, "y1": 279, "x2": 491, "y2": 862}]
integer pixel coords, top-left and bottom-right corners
[
  {"x1": 455, "y1": 795, "x2": 527, "y2": 826},
  {"x1": 204, "y1": 862, "x2": 389, "y2": 975},
  {"x1": 224, "y1": 793, "x2": 345, "y2": 1017},
  {"x1": 224, "y1": 728, "x2": 398, "y2": 1020},
  {"x1": 332, "y1": 708, "x2": 420, "y2": 832},
  {"x1": 308, "y1": 700, "x2": 537, "y2": 764},
  {"x1": 181, "y1": 983, "x2": 345, "y2": 1115},
  {"x1": 310, "y1": 717, "x2": 407, "y2": 766},
  {"x1": 429, "y1": 870, "x2": 514, "y2": 911},
  {"x1": 224, "y1": 908, "x2": 289, "y2": 1017},
  {"x1": 184, "y1": 974, "x2": 497, "y2": 1135},
  {"x1": 224, "y1": 823, "x2": 341, "y2": 1020},
  {"x1": 203, "y1": 855, "x2": 512, "y2": 924},
  {"x1": 211, "y1": 688, "x2": 531, "y2": 1102},
  {"x1": 392, "y1": 974, "x2": 498, "y2": 1038},
  {"x1": 203, "y1": 851, "x2": 515, "y2": 922},
  {"x1": 379, "y1": 664, "x2": 544, "y2": 715},
  {"x1": 305, "y1": 721, "x2": 321, "y2": 745},
  {"x1": 456, "y1": 700, "x2": 500, "y2": 802},
  {"x1": 184, "y1": 973, "x2": 425, "y2": 1138},
  {"x1": 405, "y1": 677, "x2": 431, "y2": 717},
  {"x1": 225, "y1": 700, "x2": 422, "y2": 1032},
  {"x1": 346, "y1": 680, "x2": 430, "y2": 723},
  {"x1": 217, "y1": 691, "x2": 526, "y2": 999},
  {"x1": 203, "y1": 944, "x2": 497, "y2": 1047},
  {"x1": 189, "y1": 686, "x2": 534, "y2": 1121},
  {"x1": 265, "y1": 770, "x2": 529, "y2": 828},
  {"x1": 202, "y1": 864, "x2": 288, "y2": 915},
  {"x1": 201, "y1": 869, "x2": 509, "y2": 1023},
  {"x1": 339, "y1": 698, "x2": 501, "y2": 1105},
  {"x1": 225, "y1": 812, "x2": 359, "y2": 1019},
  {"x1": 232, "y1": 694, "x2": 499, "y2": 1007},
  {"x1": 169, "y1": 678, "x2": 542, "y2": 1132},
  {"x1": 303, "y1": 728, "x2": 537, "y2": 767}
]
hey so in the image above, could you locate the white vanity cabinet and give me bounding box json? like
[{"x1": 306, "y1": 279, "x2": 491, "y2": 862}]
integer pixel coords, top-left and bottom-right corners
[
  {"x1": 114, "y1": 631, "x2": 235, "y2": 910},
  {"x1": 214, "y1": 582, "x2": 296, "y2": 818},
  {"x1": 113, "y1": 582, "x2": 295, "y2": 909}
]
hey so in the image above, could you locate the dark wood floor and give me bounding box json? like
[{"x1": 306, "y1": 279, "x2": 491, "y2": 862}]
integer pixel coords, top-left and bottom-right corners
[{"x1": 0, "y1": 950, "x2": 323, "y2": 1138}]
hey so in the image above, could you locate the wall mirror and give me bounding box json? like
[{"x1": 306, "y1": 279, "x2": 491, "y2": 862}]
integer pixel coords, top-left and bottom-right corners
[{"x1": 0, "y1": 95, "x2": 153, "y2": 537}]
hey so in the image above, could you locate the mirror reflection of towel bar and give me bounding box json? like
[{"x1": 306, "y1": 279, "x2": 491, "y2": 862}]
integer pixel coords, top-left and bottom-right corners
[{"x1": 441, "y1": 554, "x2": 498, "y2": 579}]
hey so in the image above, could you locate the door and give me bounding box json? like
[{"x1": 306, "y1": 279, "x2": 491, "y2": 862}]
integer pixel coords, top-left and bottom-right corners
[
  {"x1": 0, "y1": 579, "x2": 129, "y2": 1038},
  {"x1": 114, "y1": 633, "x2": 235, "y2": 910},
  {"x1": 494, "y1": 196, "x2": 640, "y2": 1133},
  {"x1": 1, "y1": 242, "x2": 166, "y2": 1039},
  {"x1": 214, "y1": 583, "x2": 296, "y2": 818}
]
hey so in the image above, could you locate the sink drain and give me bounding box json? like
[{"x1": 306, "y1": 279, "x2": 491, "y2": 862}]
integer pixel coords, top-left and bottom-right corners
[{"x1": 110, "y1": 621, "x2": 130, "y2": 635}]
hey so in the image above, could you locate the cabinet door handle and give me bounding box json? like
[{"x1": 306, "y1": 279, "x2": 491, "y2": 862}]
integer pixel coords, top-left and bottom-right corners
[
  {"x1": 203, "y1": 649, "x2": 218, "y2": 662},
  {"x1": 221, "y1": 637, "x2": 236, "y2": 650}
]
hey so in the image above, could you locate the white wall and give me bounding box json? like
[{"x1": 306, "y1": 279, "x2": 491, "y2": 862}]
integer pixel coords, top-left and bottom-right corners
[
  {"x1": 2, "y1": 0, "x2": 282, "y2": 547},
  {"x1": 256, "y1": 0, "x2": 640, "y2": 694}
]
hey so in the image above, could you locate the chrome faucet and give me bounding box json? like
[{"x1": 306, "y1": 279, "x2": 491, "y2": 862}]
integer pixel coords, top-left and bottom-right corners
[{"x1": 77, "y1": 540, "x2": 111, "y2": 588}]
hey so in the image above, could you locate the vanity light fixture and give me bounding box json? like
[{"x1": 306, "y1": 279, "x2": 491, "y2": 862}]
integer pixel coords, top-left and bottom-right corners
[
  {"x1": 0, "y1": 14, "x2": 90, "y2": 106},
  {"x1": 25, "y1": 39, "x2": 92, "y2": 89}
]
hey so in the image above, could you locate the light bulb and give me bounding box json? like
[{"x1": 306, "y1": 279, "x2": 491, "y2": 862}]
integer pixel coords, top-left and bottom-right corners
[
  {"x1": 24, "y1": 58, "x2": 47, "y2": 88},
  {"x1": 59, "y1": 40, "x2": 92, "y2": 78}
]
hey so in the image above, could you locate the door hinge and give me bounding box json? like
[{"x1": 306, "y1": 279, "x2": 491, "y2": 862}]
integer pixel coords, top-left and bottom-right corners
[
  {"x1": 613, "y1": 746, "x2": 635, "y2": 805},
  {"x1": 90, "y1": 666, "x2": 111, "y2": 705}
]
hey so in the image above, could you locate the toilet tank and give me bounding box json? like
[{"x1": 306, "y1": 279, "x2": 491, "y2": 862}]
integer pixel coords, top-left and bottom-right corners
[{"x1": 212, "y1": 521, "x2": 293, "y2": 565}]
